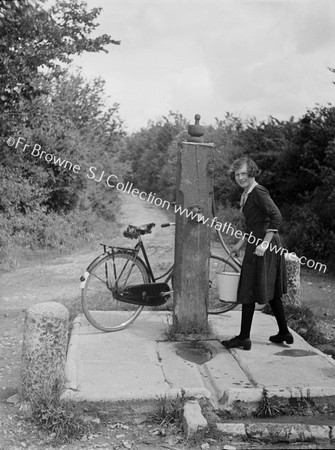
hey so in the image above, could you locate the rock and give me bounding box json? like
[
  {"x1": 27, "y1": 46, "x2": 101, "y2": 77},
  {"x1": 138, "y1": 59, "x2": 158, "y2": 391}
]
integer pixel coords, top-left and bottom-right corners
[
  {"x1": 20, "y1": 302, "x2": 69, "y2": 402},
  {"x1": 116, "y1": 434, "x2": 126, "y2": 439},
  {"x1": 183, "y1": 400, "x2": 208, "y2": 438},
  {"x1": 217, "y1": 423, "x2": 245, "y2": 438},
  {"x1": 283, "y1": 254, "x2": 301, "y2": 307},
  {"x1": 91, "y1": 417, "x2": 101, "y2": 424},
  {"x1": 6, "y1": 393, "x2": 20, "y2": 405}
]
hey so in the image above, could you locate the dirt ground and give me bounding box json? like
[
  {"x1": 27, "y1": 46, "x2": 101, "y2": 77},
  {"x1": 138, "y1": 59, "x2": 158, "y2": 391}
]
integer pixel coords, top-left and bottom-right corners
[{"x1": 1, "y1": 193, "x2": 335, "y2": 449}]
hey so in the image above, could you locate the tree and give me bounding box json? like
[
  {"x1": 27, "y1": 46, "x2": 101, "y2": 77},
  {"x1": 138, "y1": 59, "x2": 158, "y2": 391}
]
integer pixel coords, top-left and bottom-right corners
[
  {"x1": 0, "y1": 0, "x2": 123, "y2": 262},
  {"x1": 209, "y1": 106, "x2": 335, "y2": 270},
  {"x1": 123, "y1": 112, "x2": 187, "y2": 197},
  {"x1": 0, "y1": 0, "x2": 122, "y2": 213},
  {"x1": 1, "y1": 70, "x2": 124, "y2": 214},
  {"x1": 0, "y1": 0, "x2": 120, "y2": 112}
]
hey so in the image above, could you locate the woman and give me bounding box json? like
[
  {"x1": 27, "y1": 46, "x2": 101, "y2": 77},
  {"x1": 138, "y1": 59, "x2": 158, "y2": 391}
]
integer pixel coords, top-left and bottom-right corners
[{"x1": 221, "y1": 157, "x2": 293, "y2": 350}]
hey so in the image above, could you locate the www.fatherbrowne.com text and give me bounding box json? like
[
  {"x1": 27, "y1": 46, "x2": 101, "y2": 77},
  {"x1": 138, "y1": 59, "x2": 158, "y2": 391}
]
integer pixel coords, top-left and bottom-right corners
[
  {"x1": 7, "y1": 135, "x2": 327, "y2": 273},
  {"x1": 112, "y1": 179, "x2": 327, "y2": 273}
]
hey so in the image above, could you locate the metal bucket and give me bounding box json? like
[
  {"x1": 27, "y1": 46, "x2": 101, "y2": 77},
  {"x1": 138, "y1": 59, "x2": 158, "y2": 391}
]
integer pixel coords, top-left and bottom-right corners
[{"x1": 217, "y1": 272, "x2": 240, "y2": 303}]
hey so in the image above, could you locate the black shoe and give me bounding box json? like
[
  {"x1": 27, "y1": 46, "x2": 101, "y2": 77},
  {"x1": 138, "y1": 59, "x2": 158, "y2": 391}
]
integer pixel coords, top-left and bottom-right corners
[
  {"x1": 269, "y1": 332, "x2": 294, "y2": 344},
  {"x1": 221, "y1": 336, "x2": 252, "y2": 350}
]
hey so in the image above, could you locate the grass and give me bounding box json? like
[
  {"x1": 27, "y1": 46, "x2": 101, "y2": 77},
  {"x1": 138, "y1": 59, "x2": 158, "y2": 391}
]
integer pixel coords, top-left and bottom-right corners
[
  {"x1": 284, "y1": 303, "x2": 328, "y2": 346},
  {"x1": 0, "y1": 209, "x2": 120, "y2": 272},
  {"x1": 148, "y1": 395, "x2": 184, "y2": 428},
  {"x1": 186, "y1": 422, "x2": 224, "y2": 447},
  {"x1": 28, "y1": 377, "x2": 101, "y2": 444},
  {"x1": 164, "y1": 316, "x2": 213, "y2": 341},
  {"x1": 263, "y1": 301, "x2": 329, "y2": 347},
  {"x1": 254, "y1": 389, "x2": 284, "y2": 419}
]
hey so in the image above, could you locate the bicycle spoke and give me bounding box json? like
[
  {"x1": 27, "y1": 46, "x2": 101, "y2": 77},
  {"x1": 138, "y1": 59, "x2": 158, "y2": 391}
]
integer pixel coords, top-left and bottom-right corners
[
  {"x1": 81, "y1": 252, "x2": 149, "y2": 332},
  {"x1": 90, "y1": 272, "x2": 108, "y2": 286}
]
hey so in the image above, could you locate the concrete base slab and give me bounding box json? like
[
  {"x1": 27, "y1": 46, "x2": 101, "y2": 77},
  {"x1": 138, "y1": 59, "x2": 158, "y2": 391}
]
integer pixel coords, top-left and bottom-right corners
[
  {"x1": 64, "y1": 310, "x2": 335, "y2": 415},
  {"x1": 209, "y1": 312, "x2": 335, "y2": 403}
]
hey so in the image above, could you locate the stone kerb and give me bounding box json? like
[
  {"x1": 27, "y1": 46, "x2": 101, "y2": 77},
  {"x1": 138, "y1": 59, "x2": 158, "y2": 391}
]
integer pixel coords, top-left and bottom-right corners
[
  {"x1": 183, "y1": 400, "x2": 208, "y2": 438},
  {"x1": 20, "y1": 301, "x2": 69, "y2": 402},
  {"x1": 284, "y1": 253, "x2": 301, "y2": 307}
]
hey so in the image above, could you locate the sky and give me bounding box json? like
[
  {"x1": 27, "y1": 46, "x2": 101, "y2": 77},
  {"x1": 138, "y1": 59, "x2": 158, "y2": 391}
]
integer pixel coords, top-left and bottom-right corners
[{"x1": 71, "y1": 0, "x2": 335, "y2": 132}]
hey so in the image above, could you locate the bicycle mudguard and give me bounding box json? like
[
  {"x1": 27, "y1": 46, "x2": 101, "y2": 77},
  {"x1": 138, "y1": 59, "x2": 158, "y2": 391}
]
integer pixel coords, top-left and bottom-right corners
[
  {"x1": 114, "y1": 283, "x2": 170, "y2": 306},
  {"x1": 83, "y1": 249, "x2": 138, "y2": 273}
]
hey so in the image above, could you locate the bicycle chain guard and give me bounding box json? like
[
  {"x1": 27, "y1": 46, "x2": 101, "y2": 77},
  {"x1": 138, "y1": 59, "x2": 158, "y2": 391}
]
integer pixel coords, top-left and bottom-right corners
[{"x1": 114, "y1": 282, "x2": 170, "y2": 306}]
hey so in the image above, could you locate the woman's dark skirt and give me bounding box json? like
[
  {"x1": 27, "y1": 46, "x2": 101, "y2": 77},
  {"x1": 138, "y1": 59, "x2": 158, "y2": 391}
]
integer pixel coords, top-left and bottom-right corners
[{"x1": 237, "y1": 233, "x2": 287, "y2": 304}]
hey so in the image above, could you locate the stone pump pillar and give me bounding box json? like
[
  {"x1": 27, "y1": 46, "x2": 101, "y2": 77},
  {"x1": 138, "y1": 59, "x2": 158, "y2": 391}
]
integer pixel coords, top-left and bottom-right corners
[{"x1": 173, "y1": 115, "x2": 214, "y2": 335}]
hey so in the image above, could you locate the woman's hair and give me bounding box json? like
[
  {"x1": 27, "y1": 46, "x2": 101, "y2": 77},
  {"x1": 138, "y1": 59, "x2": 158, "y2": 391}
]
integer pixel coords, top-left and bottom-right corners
[{"x1": 229, "y1": 157, "x2": 261, "y2": 181}]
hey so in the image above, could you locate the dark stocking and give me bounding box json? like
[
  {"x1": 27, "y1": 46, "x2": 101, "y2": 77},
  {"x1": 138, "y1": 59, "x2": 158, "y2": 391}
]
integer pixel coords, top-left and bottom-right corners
[
  {"x1": 239, "y1": 303, "x2": 255, "y2": 339},
  {"x1": 269, "y1": 297, "x2": 289, "y2": 335}
]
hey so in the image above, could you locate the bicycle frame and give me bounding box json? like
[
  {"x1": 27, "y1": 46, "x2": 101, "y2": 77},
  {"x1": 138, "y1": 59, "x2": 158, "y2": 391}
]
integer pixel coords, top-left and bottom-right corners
[
  {"x1": 96, "y1": 219, "x2": 241, "y2": 301},
  {"x1": 133, "y1": 226, "x2": 241, "y2": 280},
  {"x1": 104, "y1": 228, "x2": 239, "y2": 291},
  {"x1": 129, "y1": 237, "x2": 174, "y2": 285},
  {"x1": 101, "y1": 235, "x2": 174, "y2": 290},
  {"x1": 80, "y1": 222, "x2": 241, "y2": 332}
]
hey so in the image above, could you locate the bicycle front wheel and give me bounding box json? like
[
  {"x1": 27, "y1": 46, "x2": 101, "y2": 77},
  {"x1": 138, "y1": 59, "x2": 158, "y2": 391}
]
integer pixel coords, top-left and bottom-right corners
[
  {"x1": 208, "y1": 255, "x2": 240, "y2": 315},
  {"x1": 81, "y1": 252, "x2": 149, "y2": 332}
]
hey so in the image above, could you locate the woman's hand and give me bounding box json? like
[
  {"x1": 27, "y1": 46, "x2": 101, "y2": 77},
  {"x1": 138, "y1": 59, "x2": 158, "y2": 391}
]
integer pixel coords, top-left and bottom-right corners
[
  {"x1": 230, "y1": 245, "x2": 241, "y2": 258},
  {"x1": 254, "y1": 241, "x2": 269, "y2": 257}
]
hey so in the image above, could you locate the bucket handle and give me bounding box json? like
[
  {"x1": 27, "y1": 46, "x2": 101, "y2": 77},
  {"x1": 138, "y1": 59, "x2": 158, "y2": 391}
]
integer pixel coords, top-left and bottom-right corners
[{"x1": 223, "y1": 253, "x2": 235, "y2": 273}]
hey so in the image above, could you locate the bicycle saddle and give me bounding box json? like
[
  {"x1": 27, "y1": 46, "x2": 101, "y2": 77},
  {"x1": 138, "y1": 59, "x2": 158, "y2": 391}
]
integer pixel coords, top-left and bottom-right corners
[{"x1": 123, "y1": 223, "x2": 156, "y2": 239}]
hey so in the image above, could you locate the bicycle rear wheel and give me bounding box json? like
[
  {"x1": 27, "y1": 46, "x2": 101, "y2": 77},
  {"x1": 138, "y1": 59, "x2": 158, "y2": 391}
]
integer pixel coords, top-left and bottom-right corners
[
  {"x1": 208, "y1": 255, "x2": 240, "y2": 315},
  {"x1": 81, "y1": 252, "x2": 149, "y2": 331}
]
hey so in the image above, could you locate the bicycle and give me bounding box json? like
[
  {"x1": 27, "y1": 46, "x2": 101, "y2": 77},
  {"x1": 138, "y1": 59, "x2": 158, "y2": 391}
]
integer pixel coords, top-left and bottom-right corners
[{"x1": 80, "y1": 221, "x2": 242, "y2": 332}]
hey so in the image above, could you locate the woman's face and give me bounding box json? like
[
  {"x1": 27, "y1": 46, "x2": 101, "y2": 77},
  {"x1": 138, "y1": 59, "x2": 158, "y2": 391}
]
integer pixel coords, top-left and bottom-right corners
[{"x1": 234, "y1": 163, "x2": 254, "y2": 190}]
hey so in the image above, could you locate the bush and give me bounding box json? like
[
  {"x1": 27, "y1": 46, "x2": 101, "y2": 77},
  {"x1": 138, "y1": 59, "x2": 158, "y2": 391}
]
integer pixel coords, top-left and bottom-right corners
[
  {"x1": 0, "y1": 209, "x2": 86, "y2": 250},
  {"x1": 214, "y1": 202, "x2": 245, "y2": 245},
  {"x1": 284, "y1": 205, "x2": 334, "y2": 272},
  {"x1": 0, "y1": 207, "x2": 111, "y2": 269},
  {"x1": 87, "y1": 183, "x2": 121, "y2": 221}
]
